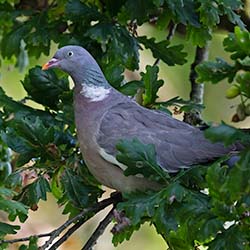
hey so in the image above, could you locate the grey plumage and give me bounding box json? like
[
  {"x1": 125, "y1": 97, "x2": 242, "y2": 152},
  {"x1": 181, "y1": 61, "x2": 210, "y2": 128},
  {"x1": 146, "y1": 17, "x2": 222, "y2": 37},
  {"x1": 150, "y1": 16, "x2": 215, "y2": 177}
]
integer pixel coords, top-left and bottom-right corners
[
  {"x1": 43, "y1": 45, "x2": 240, "y2": 192},
  {"x1": 97, "y1": 101, "x2": 234, "y2": 173}
]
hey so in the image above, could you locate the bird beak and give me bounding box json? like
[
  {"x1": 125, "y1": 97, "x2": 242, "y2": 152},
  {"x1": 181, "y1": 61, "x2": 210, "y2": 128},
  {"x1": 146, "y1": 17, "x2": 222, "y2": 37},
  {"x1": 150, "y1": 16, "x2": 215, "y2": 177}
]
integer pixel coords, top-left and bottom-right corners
[{"x1": 42, "y1": 58, "x2": 60, "y2": 70}]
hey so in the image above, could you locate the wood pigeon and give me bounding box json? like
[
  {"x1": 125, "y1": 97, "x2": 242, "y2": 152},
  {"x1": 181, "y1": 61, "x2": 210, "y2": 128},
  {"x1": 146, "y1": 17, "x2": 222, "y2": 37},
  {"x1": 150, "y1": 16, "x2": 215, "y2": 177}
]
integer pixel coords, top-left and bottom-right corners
[{"x1": 42, "y1": 45, "x2": 240, "y2": 192}]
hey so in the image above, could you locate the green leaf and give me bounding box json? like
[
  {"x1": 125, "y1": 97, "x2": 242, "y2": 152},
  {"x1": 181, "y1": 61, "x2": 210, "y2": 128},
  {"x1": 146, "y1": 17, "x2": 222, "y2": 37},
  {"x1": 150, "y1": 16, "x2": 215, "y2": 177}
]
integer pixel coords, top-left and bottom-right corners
[
  {"x1": 198, "y1": 0, "x2": 220, "y2": 26},
  {"x1": 0, "y1": 198, "x2": 28, "y2": 222},
  {"x1": 197, "y1": 217, "x2": 223, "y2": 242},
  {"x1": 138, "y1": 36, "x2": 187, "y2": 66},
  {"x1": 168, "y1": 224, "x2": 194, "y2": 250},
  {"x1": 141, "y1": 65, "x2": 164, "y2": 106},
  {"x1": 0, "y1": 162, "x2": 11, "y2": 183},
  {"x1": 118, "y1": 191, "x2": 158, "y2": 225},
  {"x1": 117, "y1": 0, "x2": 157, "y2": 25},
  {"x1": 222, "y1": 3, "x2": 245, "y2": 30},
  {"x1": 116, "y1": 138, "x2": 170, "y2": 182},
  {"x1": 236, "y1": 72, "x2": 250, "y2": 98},
  {"x1": 103, "y1": 0, "x2": 127, "y2": 16},
  {"x1": 5, "y1": 172, "x2": 23, "y2": 189},
  {"x1": 157, "y1": 96, "x2": 204, "y2": 112},
  {"x1": 1, "y1": 24, "x2": 32, "y2": 58},
  {"x1": 51, "y1": 166, "x2": 64, "y2": 200},
  {"x1": 22, "y1": 66, "x2": 69, "y2": 109},
  {"x1": 167, "y1": 225, "x2": 192, "y2": 250},
  {"x1": 223, "y1": 26, "x2": 250, "y2": 60},
  {"x1": 165, "y1": 0, "x2": 200, "y2": 27},
  {"x1": 220, "y1": 150, "x2": 250, "y2": 202},
  {"x1": 206, "y1": 163, "x2": 226, "y2": 200},
  {"x1": 65, "y1": 0, "x2": 100, "y2": 21},
  {"x1": 103, "y1": 63, "x2": 124, "y2": 88},
  {"x1": 0, "y1": 222, "x2": 20, "y2": 237},
  {"x1": 197, "y1": 0, "x2": 244, "y2": 29},
  {"x1": 61, "y1": 168, "x2": 103, "y2": 208},
  {"x1": 1, "y1": 127, "x2": 35, "y2": 162},
  {"x1": 1, "y1": 113, "x2": 61, "y2": 166},
  {"x1": 27, "y1": 236, "x2": 38, "y2": 250},
  {"x1": 186, "y1": 26, "x2": 212, "y2": 47},
  {"x1": 0, "y1": 87, "x2": 33, "y2": 113},
  {"x1": 116, "y1": 182, "x2": 188, "y2": 243},
  {"x1": 119, "y1": 80, "x2": 143, "y2": 96},
  {"x1": 16, "y1": 176, "x2": 51, "y2": 208},
  {"x1": 208, "y1": 224, "x2": 247, "y2": 250},
  {"x1": 25, "y1": 14, "x2": 51, "y2": 58},
  {"x1": 154, "y1": 202, "x2": 179, "y2": 235},
  {"x1": 204, "y1": 122, "x2": 249, "y2": 146},
  {"x1": 0, "y1": 187, "x2": 15, "y2": 197},
  {"x1": 196, "y1": 58, "x2": 236, "y2": 83},
  {"x1": 112, "y1": 223, "x2": 140, "y2": 246},
  {"x1": 87, "y1": 23, "x2": 139, "y2": 70}
]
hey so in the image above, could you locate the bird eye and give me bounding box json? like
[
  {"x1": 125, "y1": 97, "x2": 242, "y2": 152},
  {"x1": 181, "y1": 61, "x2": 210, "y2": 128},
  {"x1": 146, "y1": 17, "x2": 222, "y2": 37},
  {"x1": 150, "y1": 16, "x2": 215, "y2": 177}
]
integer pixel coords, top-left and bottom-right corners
[{"x1": 67, "y1": 51, "x2": 74, "y2": 57}]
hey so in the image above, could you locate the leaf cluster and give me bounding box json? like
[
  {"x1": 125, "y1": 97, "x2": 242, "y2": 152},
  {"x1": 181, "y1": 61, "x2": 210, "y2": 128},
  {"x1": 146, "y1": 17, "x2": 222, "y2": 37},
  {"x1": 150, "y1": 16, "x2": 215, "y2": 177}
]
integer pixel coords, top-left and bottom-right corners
[
  {"x1": 114, "y1": 137, "x2": 250, "y2": 250},
  {"x1": 196, "y1": 27, "x2": 250, "y2": 122}
]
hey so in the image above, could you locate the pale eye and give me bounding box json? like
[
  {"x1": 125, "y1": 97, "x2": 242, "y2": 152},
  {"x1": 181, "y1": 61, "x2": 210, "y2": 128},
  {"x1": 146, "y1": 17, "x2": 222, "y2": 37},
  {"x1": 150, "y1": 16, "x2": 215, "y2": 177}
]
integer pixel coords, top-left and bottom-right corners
[{"x1": 67, "y1": 51, "x2": 74, "y2": 57}]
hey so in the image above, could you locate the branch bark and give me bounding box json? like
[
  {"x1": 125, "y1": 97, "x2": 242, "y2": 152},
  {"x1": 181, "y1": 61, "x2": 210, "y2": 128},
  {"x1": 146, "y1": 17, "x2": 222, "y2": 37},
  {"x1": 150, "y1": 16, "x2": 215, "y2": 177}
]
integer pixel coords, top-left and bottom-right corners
[
  {"x1": 0, "y1": 192, "x2": 122, "y2": 249},
  {"x1": 40, "y1": 192, "x2": 122, "y2": 250},
  {"x1": 183, "y1": 44, "x2": 209, "y2": 126},
  {"x1": 82, "y1": 207, "x2": 115, "y2": 250}
]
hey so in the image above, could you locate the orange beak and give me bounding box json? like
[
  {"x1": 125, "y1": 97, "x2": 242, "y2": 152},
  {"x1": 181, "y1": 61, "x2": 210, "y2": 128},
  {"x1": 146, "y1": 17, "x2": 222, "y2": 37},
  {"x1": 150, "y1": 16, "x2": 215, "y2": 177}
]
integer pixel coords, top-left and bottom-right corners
[{"x1": 42, "y1": 58, "x2": 60, "y2": 70}]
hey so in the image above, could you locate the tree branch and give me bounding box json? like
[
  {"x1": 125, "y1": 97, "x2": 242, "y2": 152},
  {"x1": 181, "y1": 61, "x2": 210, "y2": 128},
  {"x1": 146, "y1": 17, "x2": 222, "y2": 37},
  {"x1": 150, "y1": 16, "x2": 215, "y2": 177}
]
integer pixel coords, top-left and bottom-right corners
[
  {"x1": 183, "y1": 43, "x2": 209, "y2": 126},
  {"x1": 82, "y1": 207, "x2": 115, "y2": 250},
  {"x1": 47, "y1": 217, "x2": 87, "y2": 250},
  {"x1": 39, "y1": 192, "x2": 122, "y2": 250},
  {"x1": 0, "y1": 192, "x2": 122, "y2": 249},
  {"x1": 0, "y1": 233, "x2": 51, "y2": 245}
]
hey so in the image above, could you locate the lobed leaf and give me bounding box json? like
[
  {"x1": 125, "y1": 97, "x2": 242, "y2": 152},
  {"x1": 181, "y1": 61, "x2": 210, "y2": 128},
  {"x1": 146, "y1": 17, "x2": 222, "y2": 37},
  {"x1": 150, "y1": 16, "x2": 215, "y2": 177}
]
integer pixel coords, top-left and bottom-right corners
[
  {"x1": 196, "y1": 58, "x2": 236, "y2": 84},
  {"x1": 15, "y1": 176, "x2": 51, "y2": 208},
  {"x1": 138, "y1": 36, "x2": 187, "y2": 66},
  {"x1": 0, "y1": 222, "x2": 20, "y2": 237},
  {"x1": 141, "y1": 65, "x2": 164, "y2": 106},
  {"x1": 61, "y1": 168, "x2": 103, "y2": 209},
  {"x1": 116, "y1": 138, "x2": 170, "y2": 182},
  {"x1": 204, "y1": 122, "x2": 250, "y2": 146},
  {"x1": 22, "y1": 66, "x2": 69, "y2": 109}
]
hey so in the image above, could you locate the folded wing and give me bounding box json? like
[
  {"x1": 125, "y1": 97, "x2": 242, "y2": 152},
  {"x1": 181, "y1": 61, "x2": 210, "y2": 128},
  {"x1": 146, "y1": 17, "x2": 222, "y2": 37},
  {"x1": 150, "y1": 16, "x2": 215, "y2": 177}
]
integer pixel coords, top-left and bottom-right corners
[{"x1": 97, "y1": 102, "x2": 234, "y2": 173}]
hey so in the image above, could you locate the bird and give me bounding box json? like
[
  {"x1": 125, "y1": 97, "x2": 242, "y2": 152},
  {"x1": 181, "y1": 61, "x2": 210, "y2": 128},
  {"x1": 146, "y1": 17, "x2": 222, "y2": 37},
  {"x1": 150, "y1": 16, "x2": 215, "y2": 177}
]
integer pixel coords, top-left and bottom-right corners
[{"x1": 42, "y1": 45, "x2": 240, "y2": 192}]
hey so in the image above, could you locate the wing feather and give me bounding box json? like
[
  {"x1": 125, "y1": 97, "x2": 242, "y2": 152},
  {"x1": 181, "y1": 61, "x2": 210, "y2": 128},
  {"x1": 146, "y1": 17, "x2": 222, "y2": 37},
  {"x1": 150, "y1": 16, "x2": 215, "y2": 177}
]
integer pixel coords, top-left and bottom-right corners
[{"x1": 97, "y1": 102, "x2": 232, "y2": 173}]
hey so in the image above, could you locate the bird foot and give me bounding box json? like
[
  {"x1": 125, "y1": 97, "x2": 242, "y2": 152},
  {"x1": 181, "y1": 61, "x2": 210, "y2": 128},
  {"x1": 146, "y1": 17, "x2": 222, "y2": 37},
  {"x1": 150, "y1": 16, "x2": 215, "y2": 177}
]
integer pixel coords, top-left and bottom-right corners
[{"x1": 111, "y1": 209, "x2": 131, "y2": 234}]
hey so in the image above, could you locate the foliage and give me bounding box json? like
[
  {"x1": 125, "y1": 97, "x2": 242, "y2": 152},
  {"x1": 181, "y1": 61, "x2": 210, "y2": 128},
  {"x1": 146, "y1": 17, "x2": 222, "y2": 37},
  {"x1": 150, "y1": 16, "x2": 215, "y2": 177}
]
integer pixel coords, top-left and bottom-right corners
[
  {"x1": 0, "y1": 0, "x2": 249, "y2": 250},
  {"x1": 196, "y1": 26, "x2": 250, "y2": 122}
]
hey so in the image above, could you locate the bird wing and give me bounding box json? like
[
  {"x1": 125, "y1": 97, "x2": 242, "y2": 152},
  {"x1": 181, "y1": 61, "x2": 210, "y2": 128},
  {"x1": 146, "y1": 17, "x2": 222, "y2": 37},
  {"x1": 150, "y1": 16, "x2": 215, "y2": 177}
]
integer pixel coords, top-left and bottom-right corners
[{"x1": 96, "y1": 101, "x2": 231, "y2": 173}]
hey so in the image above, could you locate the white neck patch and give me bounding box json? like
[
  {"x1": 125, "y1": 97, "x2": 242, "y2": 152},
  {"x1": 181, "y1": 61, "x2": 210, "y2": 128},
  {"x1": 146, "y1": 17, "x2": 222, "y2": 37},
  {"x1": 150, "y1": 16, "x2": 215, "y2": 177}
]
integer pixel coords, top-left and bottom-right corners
[{"x1": 80, "y1": 84, "x2": 110, "y2": 102}]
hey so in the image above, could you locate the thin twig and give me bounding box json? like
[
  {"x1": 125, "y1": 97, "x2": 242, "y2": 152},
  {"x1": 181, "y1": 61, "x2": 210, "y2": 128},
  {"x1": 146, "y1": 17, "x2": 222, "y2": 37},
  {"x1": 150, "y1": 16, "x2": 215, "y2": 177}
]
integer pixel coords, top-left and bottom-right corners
[
  {"x1": 48, "y1": 218, "x2": 87, "y2": 250},
  {"x1": 39, "y1": 192, "x2": 122, "y2": 250},
  {"x1": 82, "y1": 207, "x2": 115, "y2": 250},
  {"x1": 0, "y1": 193, "x2": 121, "y2": 248},
  {"x1": 183, "y1": 43, "x2": 209, "y2": 126},
  {"x1": 0, "y1": 233, "x2": 51, "y2": 244},
  {"x1": 166, "y1": 22, "x2": 177, "y2": 41}
]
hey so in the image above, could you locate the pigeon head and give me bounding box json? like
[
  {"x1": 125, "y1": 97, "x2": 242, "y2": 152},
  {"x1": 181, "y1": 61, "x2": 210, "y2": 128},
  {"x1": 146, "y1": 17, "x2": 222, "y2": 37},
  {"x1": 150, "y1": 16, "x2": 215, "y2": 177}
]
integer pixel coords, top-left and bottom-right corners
[{"x1": 42, "y1": 45, "x2": 107, "y2": 86}]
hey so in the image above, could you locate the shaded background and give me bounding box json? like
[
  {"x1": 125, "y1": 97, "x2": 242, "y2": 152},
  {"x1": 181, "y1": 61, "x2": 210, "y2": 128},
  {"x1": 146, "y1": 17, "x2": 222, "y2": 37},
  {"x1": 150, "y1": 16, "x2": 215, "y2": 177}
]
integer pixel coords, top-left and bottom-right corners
[{"x1": 1, "y1": 23, "x2": 249, "y2": 249}]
